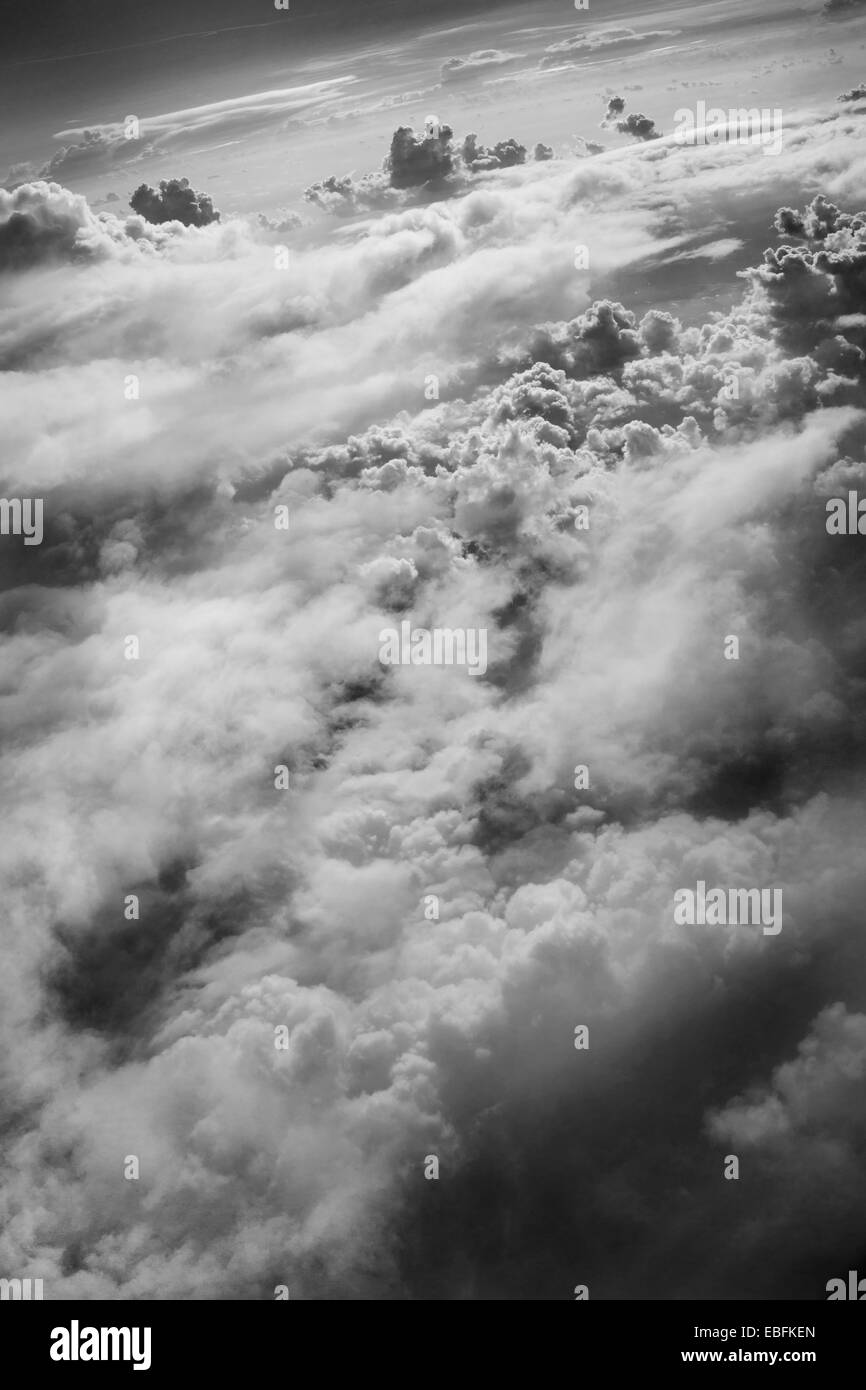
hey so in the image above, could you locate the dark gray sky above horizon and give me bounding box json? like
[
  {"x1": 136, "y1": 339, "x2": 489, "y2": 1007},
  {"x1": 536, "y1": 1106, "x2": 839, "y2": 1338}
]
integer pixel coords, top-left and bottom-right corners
[{"x1": 3, "y1": 0, "x2": 510, "y2": 64}]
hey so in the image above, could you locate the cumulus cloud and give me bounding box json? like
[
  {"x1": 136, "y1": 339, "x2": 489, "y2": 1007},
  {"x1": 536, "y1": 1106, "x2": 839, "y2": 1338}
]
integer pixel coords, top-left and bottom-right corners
[
  {"x1": 600, "y1": 94, "x2": 661, "y2": 141},
  {"x1": 615, "y1": 112, "x2": 661, "y2": 141},
  {"x1": 746, "y1": 195, "x2": 866, "y2": 355},
  {"x1": 387, "y1": 124, "x2": 456, "y2": 188},
  {"x1": 129, "y1": 178, "x2": 220, "y2": 227},
  {"x1": 303, "y1": 127, "x2": 455, "y2": 216},
  {"x1": 3, "y1": 95, "x2": 866, "y2": 1302},
  {"x1": 255, "y1": 210, "x2": 304, "y2": 235},
  {"x1": 302, "y1": 121, "x2": 558, "y2": 219},
  {"x1": 773, "y1": 193, "x2": 865, "y2": 239},
  {"x1": 460, "y1": 133, "x2": 527, "y2": 172},
  {"x1": 303, "y1": 171, "x2": 403, "y2": 216},
  {"x1": 0, "y1": 182, "x2": 106, "y2": 270},
  {"x1": 0, "y1": 180, "x2": 191, "y2": 270}
]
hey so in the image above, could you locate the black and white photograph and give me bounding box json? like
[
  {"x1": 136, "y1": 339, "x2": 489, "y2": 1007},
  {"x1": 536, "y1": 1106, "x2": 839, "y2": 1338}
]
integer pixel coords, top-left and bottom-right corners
[{"x1": 2, "y1": 0, "x2": 866, "y2": 1332}]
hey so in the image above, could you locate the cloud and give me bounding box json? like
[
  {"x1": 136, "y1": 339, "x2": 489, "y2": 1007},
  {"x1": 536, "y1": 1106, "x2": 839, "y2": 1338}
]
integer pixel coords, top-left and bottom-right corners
[
  {"x1": 440, "y1": 50, "x2": 523, "y2": 82},
  {"x1": 38, "y1": 129, "x2": 149, "y2": 182},
  {"x1": 255, "y1": 210, "x2": 304, "y2": 235},
  {"x1": 0, "y1": 180, "x2": 187, "y2": 270},
  {"x1": 305, "y1": 122, "x2": 464, "y2": 217},
  {"x1": 745, "y1": 195, "x2": 866, "y2": 354},
  {"x1": 615, "y1": 112, "x2": 661, "y2": 142},
  {"x1": 3, "y1": 131, "x2": 143, "y2": 189},
  {"x1": 303, "y1": 171, "x2": 403, "y2": 217},
  {"x1": 773, "y1": 193, "x2": 865, "y2": 239},
  {"x1": 6, "y1": 81, "x2": 357, "y2": 186},
  {"x1": 51, "y1": 81, "x2": 356, "y2": 152},
  {"x1": 540, "y1": 26, "x2": 679, "y2": 70},
  {"x1": 703, "y1": 1003, "x2": 866, "y2": 1286},
  {"x1": 130, "y1": 178, "x2": 220, "y2": 228},
  {"x1": 708, "y1": 1004, "x2": 866, "y2": 1148},
  {"x1": 460, "y1": 134, "x2": 527, "y2": 172},
  {"x1": 3, "y1": 97, "x2": 866, "y2": 1301},
  {"x1": 304, "y1": 120, "x2": 554, "y2": 217},
  {"x1": 600, "y1": 94, "x2": 661, "y2": 142},
  {"x1": 387, "y1": 124, "x2": 456, "y2": 188}
]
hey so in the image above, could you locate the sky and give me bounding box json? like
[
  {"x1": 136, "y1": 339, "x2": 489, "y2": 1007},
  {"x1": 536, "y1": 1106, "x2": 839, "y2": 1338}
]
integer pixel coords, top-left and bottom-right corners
[
  {"x1": 2, "y1": 0, "x2": 866, "y2": 1301},
  {"x1": 6, "y1": 0, "x2": 866, "y2": 212}
]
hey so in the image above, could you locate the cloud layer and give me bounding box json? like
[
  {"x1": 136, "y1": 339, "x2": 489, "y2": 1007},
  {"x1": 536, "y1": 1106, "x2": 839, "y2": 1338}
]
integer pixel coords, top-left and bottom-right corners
[{"x1": 2, "y1": 94, "x2": 866, "y2": 1300}]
